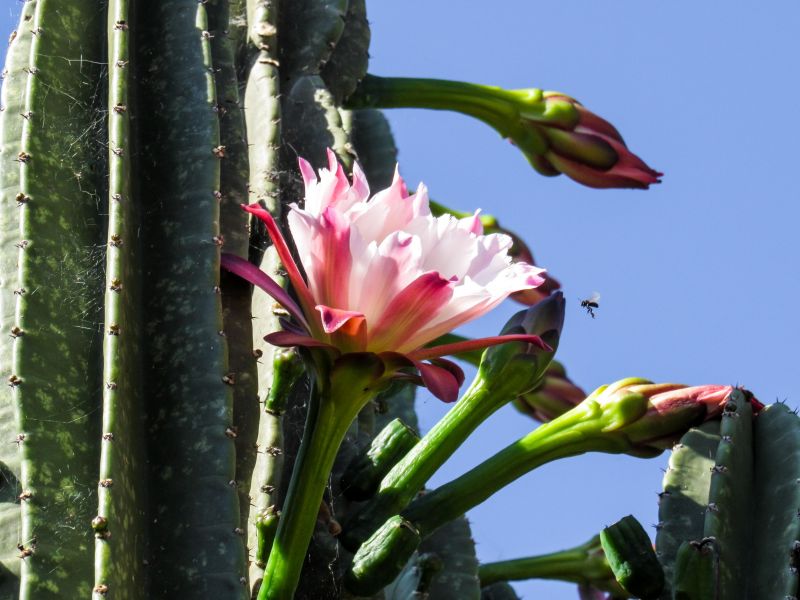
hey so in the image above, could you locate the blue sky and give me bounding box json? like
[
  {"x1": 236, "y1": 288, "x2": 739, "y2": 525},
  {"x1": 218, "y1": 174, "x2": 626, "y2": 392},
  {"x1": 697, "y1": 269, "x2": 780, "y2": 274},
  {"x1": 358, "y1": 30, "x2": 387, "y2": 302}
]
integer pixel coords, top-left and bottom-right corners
[
  {"x1": 366, "y1": 2, "x2": 800, "y2": 598},
  {"x1": 3, "y1": 2, "x2": 798, "y2": 598}
]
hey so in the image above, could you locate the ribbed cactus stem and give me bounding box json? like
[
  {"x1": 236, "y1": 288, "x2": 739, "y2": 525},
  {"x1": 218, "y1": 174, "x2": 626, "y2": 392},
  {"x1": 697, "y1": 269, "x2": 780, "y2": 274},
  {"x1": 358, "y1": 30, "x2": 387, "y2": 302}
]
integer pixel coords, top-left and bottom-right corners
[
  {"x1": 94, "y1": 0, "x2": 148, "y2": 597},
  {"x1": 0, "y1": 2, "x2": 38, "y2": 592},
  {"x1": 14, "y1": 1, "x2": 107, "y2": 595},
  {"x1": 136, "y1": 1, "x2": 245, "y2": 594},
  {"x1": 243, "y1": 0, "x2": 288, "y2": 591}
]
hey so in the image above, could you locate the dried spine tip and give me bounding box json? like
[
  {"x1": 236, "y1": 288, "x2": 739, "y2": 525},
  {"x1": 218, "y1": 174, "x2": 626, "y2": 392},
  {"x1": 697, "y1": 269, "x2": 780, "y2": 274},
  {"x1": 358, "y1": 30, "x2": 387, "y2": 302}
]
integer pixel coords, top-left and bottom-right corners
[
  {"x1": 99, "y1": 479, "x2": 113, "y2": 488},
  {"x1": 93, "y1": 584, "x2": 109, "y2": 594},
  {"x1": 18, "y1": 490, "x2": 32, "y2": 501},
  {"x1": 222, "y1": 373, "x2": 236, "y2": 385},
  {"x1": 109, "y1": 279, "x2": 122, "y2": 291},
  {"x1": 108, "y1": 325, "x2": 120, "y2": 336},
  {"x1": 112, "y1": 104, "x2": 126, "y2": 114},
  {"x1": 225, "y1": 426, "x2": 238, "y2": 439},
  {"x1": 109, "y1": 234, "x2": 122, "y2": 247}
]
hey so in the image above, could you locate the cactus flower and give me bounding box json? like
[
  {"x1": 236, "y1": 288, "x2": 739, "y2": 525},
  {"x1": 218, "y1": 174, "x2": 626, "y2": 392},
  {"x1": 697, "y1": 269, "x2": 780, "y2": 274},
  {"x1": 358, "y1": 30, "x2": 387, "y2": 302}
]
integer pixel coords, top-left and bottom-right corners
[{"x1": 222, "y1": 150, "x2": 548, "y2": 402}]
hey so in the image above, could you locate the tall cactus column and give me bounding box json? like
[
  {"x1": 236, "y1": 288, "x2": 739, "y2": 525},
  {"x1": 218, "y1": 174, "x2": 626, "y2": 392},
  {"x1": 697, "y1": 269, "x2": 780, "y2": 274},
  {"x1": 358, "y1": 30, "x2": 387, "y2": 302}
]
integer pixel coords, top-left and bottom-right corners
[
  {"x1": 136, "y1": 0, "x2": 246, "y2": 596},
  {"x1": 94, "y1": 0, "x2": 148, "y2": 598},
  {"x1": 9, "y1": 2, "x2": 107, "y2": 597}
]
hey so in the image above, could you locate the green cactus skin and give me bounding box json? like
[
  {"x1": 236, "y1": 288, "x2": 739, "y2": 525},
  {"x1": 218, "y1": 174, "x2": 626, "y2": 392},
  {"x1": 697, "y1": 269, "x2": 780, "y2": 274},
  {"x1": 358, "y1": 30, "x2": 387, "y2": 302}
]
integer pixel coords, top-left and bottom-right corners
[
  {"x1": 671, "y1": 539, "x2": 719, "y2": 600},
  {"x1": 320, "y1": 0, "x2": 370, "y2": 104},
  {"x1": 242, "y1": 1, "x2": 289, "y2": 591},
  {"x1": 136, "y1": 1, "x2": 246, "y2": 595},
  {"x1": 0, "y1": 2, "x2": 38, "y2": 594},
  {"x1": 346, "y1": 515, "x2": 423, "y2": 597},
  {"x1": 346, "y1": 109, "x2": 399, "y2": 192},
  {"x1": 417, "y1": 516, "x2": 481, "y2": 600},
  {"x1": 749, "y1": 403, "x2": 800, "y2": 599},
  {"x1": 480, "y1": 582, "x2": 521, "y2": 600},
  {"x1": 600, "y1": 516, "x2": 664, "y2": 599},
  {"x1": 340, "y1": 418, "x2": 420, "y2": 502},
  {"x1": 12, "y1": 1, "x2": 107, "y2": 596},
  {"x1": 655, "y1": 420, "x2": 721, "y2": 597},
  {"x1": 278, "y1": 0, "x2": 347, "y2": 79},
  {"x1": 94, "y1": 0, "x2": 148, "y2": 598},
  {"x1": 701, "y1": 390, "x2": 753, "y2": 600}
]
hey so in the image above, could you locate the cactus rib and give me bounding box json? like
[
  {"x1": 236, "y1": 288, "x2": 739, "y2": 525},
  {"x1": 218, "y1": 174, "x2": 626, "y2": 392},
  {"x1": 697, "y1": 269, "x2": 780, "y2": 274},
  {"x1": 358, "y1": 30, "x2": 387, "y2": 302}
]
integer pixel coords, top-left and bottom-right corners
[
  {"x1": 702, "y1": 390, "x2": 753, "y2": 600},
  {"x1": 13, "y1": 0, "x2": 108, "y2": 596},
  {"x1": 136, "y1": 1, "x2": 245, "y2": 595},
  {"x1": 0, "y1": 2, "x2": 38, "y2": 595},
  {"x1": 94, "y1": 0, "x2": 149, "y2": 598},
  {"x1": 750, "y1": 403, "x2": 800, "y2": 598},
  {"x1": 655, "y1": 420, "x2": 720, "y2": 597}
]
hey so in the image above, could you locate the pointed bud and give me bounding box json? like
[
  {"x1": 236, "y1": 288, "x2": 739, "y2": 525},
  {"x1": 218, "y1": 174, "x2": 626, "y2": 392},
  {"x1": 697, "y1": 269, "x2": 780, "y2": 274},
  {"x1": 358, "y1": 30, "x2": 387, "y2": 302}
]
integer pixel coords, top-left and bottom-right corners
[
  {"x1": 513, "y1": 360, "x2": 586, "y2": 422},
  {"x1": 591, "y1": 380, "x2": 760, "y2": 455},
  {"x1": 477, "y1": 292, "x2": 565, "y2": 397}
]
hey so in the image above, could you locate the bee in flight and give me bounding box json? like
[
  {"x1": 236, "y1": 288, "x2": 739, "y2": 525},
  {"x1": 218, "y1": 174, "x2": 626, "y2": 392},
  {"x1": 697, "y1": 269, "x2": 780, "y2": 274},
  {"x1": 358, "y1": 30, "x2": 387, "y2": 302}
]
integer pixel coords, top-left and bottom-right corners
[{"x1": 580, "y1": 292, "x2": 600, "y2": 318}]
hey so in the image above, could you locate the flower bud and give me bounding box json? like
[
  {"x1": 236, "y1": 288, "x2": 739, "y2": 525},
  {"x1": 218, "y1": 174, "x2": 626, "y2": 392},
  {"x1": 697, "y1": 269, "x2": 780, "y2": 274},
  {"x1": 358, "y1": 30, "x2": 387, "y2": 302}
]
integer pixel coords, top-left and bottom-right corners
[
  {"x1": 513, "y1": 360, "x2": 586, "y2": 422},
  {"x1": 477, "y1": 292, "x2": 565, "y2": 397},
  {"x1": 511, "y1": 92, "x2": 663, "y2": 189},
  {"x1": 592, "y1": 380, "x2": 760, "y2": 455}
]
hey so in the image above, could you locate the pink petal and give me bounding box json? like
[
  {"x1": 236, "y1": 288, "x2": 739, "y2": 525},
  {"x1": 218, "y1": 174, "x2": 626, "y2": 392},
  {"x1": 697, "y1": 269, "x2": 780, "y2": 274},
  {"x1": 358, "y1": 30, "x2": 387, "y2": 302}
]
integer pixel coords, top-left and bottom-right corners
[
  {"x1": 316, "y1": 206, "x2": 353, "y2": 307},
  {"x1": 351, "y1": 161, "x2": 370, "y2": 200},
  {"x1": 414, "y1": 360, "x2": 461, "y2": 403},
  {"x1": 265, "y1": 331, "x2": 338, "y2": 351},
  {"x1": 316, "y1": 305, "x2": 365, "y2": 334},
  {"x1": 298, "y1": 157, "x2": 317, "y2": 189},
  {"x1": 368, "y1": 272, "x2": 454, "y2": 353},
  {"x1": 429, "y1": 357, "x2": 465, "y2": 388},
  {"x1": 408, "y1": 333, "x2": 550, "y2": 362},
  {"x1": 241, "y1": 204, "x2": 319, "y2": 322},
  {"x1": 221, "y1": 253, "x2": 309, "y2": 330}
]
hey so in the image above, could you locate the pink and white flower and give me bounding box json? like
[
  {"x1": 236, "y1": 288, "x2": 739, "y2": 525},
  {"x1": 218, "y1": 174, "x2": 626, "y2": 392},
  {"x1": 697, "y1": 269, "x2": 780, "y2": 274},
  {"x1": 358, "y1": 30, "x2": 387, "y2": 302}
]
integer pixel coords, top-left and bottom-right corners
[{"x1": 222, "y1": 150, "x2": 548, "y2": 401}]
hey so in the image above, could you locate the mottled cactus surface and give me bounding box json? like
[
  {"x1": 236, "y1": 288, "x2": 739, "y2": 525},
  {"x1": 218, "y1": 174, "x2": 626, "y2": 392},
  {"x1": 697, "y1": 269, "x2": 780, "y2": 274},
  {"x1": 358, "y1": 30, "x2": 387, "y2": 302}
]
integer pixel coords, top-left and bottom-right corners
[{"x1": 0, "y1": 1, "x2": 470, "y2": 598}]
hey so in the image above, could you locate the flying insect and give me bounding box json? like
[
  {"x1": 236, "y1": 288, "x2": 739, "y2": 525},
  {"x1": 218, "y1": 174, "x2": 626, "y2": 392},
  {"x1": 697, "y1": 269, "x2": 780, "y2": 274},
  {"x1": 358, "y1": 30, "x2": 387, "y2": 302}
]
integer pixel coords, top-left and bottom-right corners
[{"x1": 580, "y1": 292, "x2": 600, "y2": 318}]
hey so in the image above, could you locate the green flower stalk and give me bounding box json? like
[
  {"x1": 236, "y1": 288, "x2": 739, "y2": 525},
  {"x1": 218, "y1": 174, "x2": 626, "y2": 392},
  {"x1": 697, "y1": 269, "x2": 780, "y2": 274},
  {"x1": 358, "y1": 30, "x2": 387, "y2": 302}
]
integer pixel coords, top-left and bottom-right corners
[
  {"x1": 347, "y1": 75, "x2": 662, "y2": 189},
  {"x1": 346, "y1": 380, "x2": 758, "y2": 594},
  {"x1": 341, "y1": 293, "x2": 565, "y2": 551},
  {"x1": 478, "y1": 535, "x2": 624, "y2": 596},
  {"x1": 259, "y1": 353, "x2": 391, "y2": 600}
]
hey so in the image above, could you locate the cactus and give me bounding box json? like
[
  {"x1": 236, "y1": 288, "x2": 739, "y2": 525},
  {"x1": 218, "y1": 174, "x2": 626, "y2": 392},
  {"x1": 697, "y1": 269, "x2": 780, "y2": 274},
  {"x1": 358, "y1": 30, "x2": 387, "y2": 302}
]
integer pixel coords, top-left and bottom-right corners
[{"x1": 641, "y1": 390, "x2": 800, "y2": 599}]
